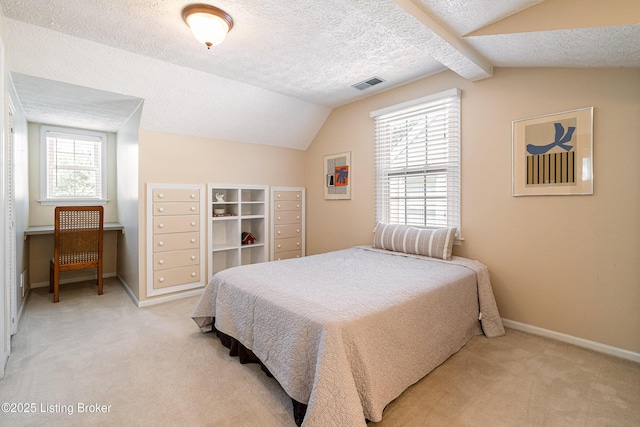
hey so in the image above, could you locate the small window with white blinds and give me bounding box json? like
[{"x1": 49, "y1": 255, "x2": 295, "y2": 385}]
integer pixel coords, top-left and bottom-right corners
[
  {"x1": 371, "y1": 88, "x2": 460, "y2": 233},
  {"x1": 40, "y1": 126, "x2": 108, "y2": 204}
]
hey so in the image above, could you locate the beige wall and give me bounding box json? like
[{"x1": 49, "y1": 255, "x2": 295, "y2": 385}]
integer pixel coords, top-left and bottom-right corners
[
  {"x1": 304, "y1": 67, "x2": 640, "y2": 353},
  {"x1": 137, "y1": 130, "x2": 306, "y2": 301},
  {"x1": 28, "y1": 231, "x2": 119, "y2": 285}
]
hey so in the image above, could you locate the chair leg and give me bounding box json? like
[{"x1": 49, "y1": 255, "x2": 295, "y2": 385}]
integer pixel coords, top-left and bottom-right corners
[
  {"x1": 97, "y1": 262, "x2": 103, "y2": 296},
  {"x1": 49, "y1": 261, "x2": 54, "y2": 293},
  {"x1": 53, "y1": 266, "x2": 60, "y2": 303}
]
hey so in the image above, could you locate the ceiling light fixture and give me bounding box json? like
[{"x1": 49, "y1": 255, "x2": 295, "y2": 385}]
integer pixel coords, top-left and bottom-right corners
[{"x1": 182, "y1": 4, "x2": 234, "y2": 49}]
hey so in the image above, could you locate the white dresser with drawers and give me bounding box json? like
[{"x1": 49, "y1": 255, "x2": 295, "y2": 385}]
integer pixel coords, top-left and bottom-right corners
[
  {"x1": 271, "y1": 187, "x2": 305, "y2": 261},
  {"x1": 146, "y1": 184, "x2": 205, "y2": 297}
]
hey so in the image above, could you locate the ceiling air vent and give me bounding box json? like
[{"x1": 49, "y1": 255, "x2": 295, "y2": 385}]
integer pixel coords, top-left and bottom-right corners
[{"x1": 351, "y1": 77, "x2": 385, "y2": 91}]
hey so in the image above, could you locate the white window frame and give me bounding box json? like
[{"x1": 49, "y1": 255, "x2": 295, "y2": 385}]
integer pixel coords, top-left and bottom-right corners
[
  {"x1": 371, "y1": 88, "x2": 461, "y2": 238},
  {"x1": 40, "y1": 125, "x2": 108, "y2": 205}
]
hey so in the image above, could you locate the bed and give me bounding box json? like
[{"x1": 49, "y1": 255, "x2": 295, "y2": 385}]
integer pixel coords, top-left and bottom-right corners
[{"x1": 192, "y1": 238, "x2": 504, "y2": 426}]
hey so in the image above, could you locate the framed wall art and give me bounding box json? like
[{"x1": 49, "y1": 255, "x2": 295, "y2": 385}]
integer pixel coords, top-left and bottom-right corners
[
  {"x1": 512, "y1": 107, "x2": 593, "y2": 196},
  {"x1": 324, "y1": 151, "x2": 351, "y2": 200}
]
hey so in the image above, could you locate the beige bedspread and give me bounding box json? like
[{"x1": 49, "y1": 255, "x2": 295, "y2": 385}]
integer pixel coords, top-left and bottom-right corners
[{"x1": 192, "y1": 246, "x2": 504, "y2": 426}]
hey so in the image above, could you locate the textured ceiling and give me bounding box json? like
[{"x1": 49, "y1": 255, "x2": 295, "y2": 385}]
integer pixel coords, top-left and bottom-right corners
[
  {"x1": 10, "y1": 73, "x2": 143, "y2": 133},
  {"x1": 1, "y1": 0, "x2": 638, "y2": 149}
]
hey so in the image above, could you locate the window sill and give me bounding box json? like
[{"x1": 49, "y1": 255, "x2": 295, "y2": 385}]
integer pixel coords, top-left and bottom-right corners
[{"x1": 38, "y1": 199, "x2": 109, "y2": 206}]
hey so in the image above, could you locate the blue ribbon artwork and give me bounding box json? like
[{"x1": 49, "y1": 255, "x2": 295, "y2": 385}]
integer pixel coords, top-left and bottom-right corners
[
  {"x1": 335, "y1": 166, "x2": 349, "y2": 186},
  {"x1": 526, "y1": 123, "x2": 576, "y2": 155}
]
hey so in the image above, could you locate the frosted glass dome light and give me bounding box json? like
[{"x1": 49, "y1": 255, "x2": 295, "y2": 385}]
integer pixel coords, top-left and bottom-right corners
[{"x1": 182, "y1": 4, "x2": 234, "y2": 49}]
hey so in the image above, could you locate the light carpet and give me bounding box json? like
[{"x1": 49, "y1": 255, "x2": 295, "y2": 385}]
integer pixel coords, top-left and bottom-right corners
[{"x1": 0, "y1": 278, "x2": 638, "y2": 426}]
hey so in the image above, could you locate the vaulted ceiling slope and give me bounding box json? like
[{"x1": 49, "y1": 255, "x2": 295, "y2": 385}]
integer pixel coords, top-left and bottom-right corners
[{"x1": 2, "y1": 0, "x2": 638, "y2": 150}]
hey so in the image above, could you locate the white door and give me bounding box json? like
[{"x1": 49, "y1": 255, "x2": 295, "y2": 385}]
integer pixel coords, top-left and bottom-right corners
[
  {"x1": 0, "y1": 37, "x2": 8, "y2": 378},
  {"x1": 6, "y1": 96, "x2": 16, "y2": 335}
]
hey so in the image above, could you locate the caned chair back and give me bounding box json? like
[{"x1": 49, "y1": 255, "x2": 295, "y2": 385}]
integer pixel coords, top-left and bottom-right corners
[
  {"x1": 50, "y1": 206, "x2": 104, "y2": 302},
  {"x1": 54, "y1": 206, "x2": 104, "y2": 267}
]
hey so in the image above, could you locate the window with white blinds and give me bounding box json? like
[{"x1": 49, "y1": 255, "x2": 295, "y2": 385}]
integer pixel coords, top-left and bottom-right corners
[
  {"x1": 371, "y1": 88, "x2": 460, "y2": 232},
  {"x1": 40, "y1": 126, "x2": 108, "y2": 204}
]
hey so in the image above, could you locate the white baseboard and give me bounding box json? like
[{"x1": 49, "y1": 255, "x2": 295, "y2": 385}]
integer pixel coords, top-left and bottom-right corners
[
  {"x1": 137, "y1": 288, "x2": 204, "y2": 308},
  {"x1": 1, "y1": 349, "x2": 8, "y2": 379},
  {"x1": 116, "y1": 275, "x2": 139, "y2": 307},
  {"x1": 501, "y1": 318, "x2": 640, "y2": 364},
  {"x1": 115, "y1": 275, "x2": 203, "y2": 307},
  {"x1": 31, "y1": 272, "x2": 117, "y2": 289},
  {"x1": 35, "y1": 274, "x2": 202, "y2": 309},
  {"x1": 17, "y1": 287, "x2": 30, "y2": 325}
]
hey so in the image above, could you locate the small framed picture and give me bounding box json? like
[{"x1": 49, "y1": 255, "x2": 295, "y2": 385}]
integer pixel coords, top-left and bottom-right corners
[
  {"x1": 512, "y1": 107, "x2": 593, "y2": 196},
  {"x1": 324, "y1": 152, "x2": 351, "y2": 200}
]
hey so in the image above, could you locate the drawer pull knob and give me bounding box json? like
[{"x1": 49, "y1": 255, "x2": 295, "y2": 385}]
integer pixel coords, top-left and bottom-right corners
[
  {"x1": 296, "y1": 216, "x2": 300, "y2": 220},
  {"x1": 191, "y1": 221, "x2": 196, "y2": 226},
  {"x1": 297, "y1": 242, "x2": 300, "y2": 246},
  {"x1": 277, "y1": 231, "x2": 281, "y2": 235},
  {"x1": 297, "y1": 194, "x2": 300, "y2": 198},
  {"x1": 191, "y1": 256, "x2": 196, "y2": 260},
  {"x1": 191, "y1": 207, "x2": 196, "y2": 211},
  {"x1": 159, "y1": 260, "x2": 165, "y2": 265},
  {"x1": 277, "y1": 244, "x2": 281, "y2": 248},
  {"x1": 277, "y1": 204, "x2": 281, "y2": 208},
  {"x1": 296, "y1": 204, "x2": 300, "y2": 208},
  {"x1": 159, "y1": 277, "x2": 165, "y2": 282},
  {"x1": 190, "y1": 194, "x2": 196, "y2": 199},
  {"x1": 277, "y1": 194, "x2": 281, "y2": 198},
  {"x1": 158, "y1": 193, "x2": 164, "y2": 198},
  {"x1": 159, "y1": 224, "x2": 164, "y2": 228},
  {"x1": 158, "y1": 241, "x2": 165, "y2": 246},
  {"x1": 158, "y1": 207, "x2": 164, "y2": 212},
  {"x1": 191, "y1": 272, "x2": 196, "y2": 277},
  {"x1": 296, "y1": 229, "x2": 300, "y2": 233},
  {"x1": 278, "y1": 216, "x2": 281, "y2": 220},
  {"x1": 190, "y1": 238, "x2": 196, "y2": 243}
]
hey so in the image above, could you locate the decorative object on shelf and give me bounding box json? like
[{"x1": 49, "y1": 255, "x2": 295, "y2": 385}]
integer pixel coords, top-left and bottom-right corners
[
  {"x1": 241, "y1": 232, "x2": 256, "y2": 245},
  {"x1": 324, "y1": 151, "x2": 351, "y2": 200},
  {"x1": 512, "y1": 107, "x2": 593, "y2": 196},
  {"x1": 182, "y1": 4, "x2": 234, "y2": 49},
  {"x1": 213, "y1": 208, "x2": 226, "y2": 215},
  {"x1": 208, "y1": 184, "x2": 268, "y2": 279}
]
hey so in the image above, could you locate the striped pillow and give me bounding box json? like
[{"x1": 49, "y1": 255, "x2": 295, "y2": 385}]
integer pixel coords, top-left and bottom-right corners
[{"x1": 372, "y1": 223, "x2": 456, "y2": 261}]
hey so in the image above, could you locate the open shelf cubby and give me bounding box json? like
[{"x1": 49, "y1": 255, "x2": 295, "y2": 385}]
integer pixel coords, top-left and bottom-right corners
[{"x1": 207, "y1": 184, "x2": 268, "y2": 280}]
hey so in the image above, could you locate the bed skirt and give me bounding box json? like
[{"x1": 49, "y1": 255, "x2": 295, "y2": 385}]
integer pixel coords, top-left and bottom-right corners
[{"x1": 212, "y1": 327, "x2": 308, "y2": 426}]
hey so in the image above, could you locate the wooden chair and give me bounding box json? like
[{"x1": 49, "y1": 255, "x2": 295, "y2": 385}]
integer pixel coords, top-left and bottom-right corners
[{"x1": 49, "y1": 206, "x2": 104, "y2": 303}]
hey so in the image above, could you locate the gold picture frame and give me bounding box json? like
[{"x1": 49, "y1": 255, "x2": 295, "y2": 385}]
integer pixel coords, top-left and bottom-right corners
[{"x1": 512, "y1": 107, "x2": 593, "y2": 196}]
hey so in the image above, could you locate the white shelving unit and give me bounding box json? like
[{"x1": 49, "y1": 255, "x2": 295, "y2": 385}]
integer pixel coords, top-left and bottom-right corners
[{"x1": 208, "y1": 184, "x2": 268, "y2": 280}]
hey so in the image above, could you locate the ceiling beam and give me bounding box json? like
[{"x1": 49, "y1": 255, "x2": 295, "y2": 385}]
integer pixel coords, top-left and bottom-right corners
[{"x1": 392, "y1": 0, "x2": 493, "y2": 81}]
